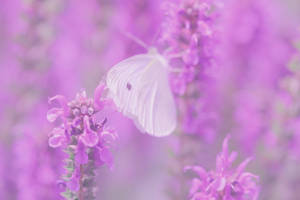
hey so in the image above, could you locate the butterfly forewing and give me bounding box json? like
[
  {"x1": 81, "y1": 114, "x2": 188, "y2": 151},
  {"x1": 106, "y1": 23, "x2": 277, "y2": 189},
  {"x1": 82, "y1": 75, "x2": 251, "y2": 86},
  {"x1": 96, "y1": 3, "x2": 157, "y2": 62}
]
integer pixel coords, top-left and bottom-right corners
[{"x1": 106, "y1": 53, "x2": 177, "y2": 136}]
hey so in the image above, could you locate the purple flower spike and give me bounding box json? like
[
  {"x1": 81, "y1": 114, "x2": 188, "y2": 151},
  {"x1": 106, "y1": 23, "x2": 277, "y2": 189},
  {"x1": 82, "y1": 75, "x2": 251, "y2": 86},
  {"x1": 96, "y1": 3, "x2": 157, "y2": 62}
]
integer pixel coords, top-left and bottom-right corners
[
  {"x1": 185, "y1": 136, "x2": 259, "y2": 200},
  {"x1": 47, "y1": 87, "x2": 118, "y2": 198},
  {"x1": 160, "y1": 0, "x2": 219, "y2": 96}
]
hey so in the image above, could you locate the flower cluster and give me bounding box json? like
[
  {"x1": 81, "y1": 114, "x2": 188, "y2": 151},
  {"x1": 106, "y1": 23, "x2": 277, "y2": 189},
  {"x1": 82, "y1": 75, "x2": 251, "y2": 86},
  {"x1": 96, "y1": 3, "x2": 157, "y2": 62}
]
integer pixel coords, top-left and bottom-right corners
[
  {"x1": 159, "y1": 0, "x2": 221, "y2": 138},
  {"x1": 47, "y1": 83, "x2": 117, "y2": 199},
  {"x1": 185, "y1": 136, "x2": 259, "y2": 200},
  {"x1": 161, "y1": 0, "x2": 218, "y2": 95}
]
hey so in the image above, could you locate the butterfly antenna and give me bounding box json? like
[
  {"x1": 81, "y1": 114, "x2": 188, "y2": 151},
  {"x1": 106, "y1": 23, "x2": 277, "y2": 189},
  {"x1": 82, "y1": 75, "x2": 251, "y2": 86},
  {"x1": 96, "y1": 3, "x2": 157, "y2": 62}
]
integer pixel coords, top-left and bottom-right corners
[
  {"x1": 121, "y1": 31, "x2": 149, "y2": 50},
  {"x1": 150, "y1": 27, "x2": 162, "y2": 46}
]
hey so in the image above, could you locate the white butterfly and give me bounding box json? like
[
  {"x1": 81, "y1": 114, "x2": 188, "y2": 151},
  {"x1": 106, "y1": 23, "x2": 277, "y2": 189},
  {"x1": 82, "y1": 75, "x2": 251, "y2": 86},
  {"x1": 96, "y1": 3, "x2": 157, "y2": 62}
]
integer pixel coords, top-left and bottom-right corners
[{"x1": 106, "y1": 48, "x2": 177, "y2": 137}]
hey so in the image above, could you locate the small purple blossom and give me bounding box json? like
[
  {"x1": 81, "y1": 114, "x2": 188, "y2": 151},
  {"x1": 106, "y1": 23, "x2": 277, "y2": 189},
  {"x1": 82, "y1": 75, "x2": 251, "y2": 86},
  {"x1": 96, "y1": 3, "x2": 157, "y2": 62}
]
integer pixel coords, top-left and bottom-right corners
[{"x1": 185, "y1": 136, "x2": 259, "y2": 200}]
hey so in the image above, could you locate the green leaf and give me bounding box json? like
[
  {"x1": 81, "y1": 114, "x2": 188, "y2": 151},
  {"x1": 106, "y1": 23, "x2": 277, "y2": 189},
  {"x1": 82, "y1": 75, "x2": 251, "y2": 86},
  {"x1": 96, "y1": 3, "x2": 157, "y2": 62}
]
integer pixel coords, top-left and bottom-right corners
[{"x1": 60, "y1": 189, "x2": 77, "y2": 200}]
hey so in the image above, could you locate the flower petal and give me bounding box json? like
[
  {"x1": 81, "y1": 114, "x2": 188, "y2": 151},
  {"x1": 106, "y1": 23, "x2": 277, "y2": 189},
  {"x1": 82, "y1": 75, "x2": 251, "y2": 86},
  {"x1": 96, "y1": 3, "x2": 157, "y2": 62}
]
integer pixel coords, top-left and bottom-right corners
[
  {"x1": 80, "y1": 131, "x2": 99, "y2": 147},
  {"x1": 216, "y1": 177, "x2": 226, "y2": 192},
  {"x1": 235, "y1": 157, "x2": 252, "y2": 179},
  {"x1": 47, "y1": 108, "x2": 63, "y2": 122},
  {"x1": 48, "y1": 127, "x2": 63, "y2": 137},
  {"x1": 94, "y1": 82, "x2": 105, "y2": 110},
  {"x1": 75, "y1": 141, "x2": 88, "y2": 164},
  {"x1": 80, "y1": 116, "x2": 99, "y2": 147},
  {"x1": 48, "y1": 134, "x2": 65, "y2": 148},
  {"x1": 184, "y1": 166, "x2": 207, "y2": 180},
  {"x1": 76, "y1": 89, "x2": 87, "y2": 104},
  {"x1": 101, "y1": 128, "x2": 118, "y2": 148},
  {"x1": 99, "y1": 147, "x2": 113, "y2": 169},
  {"x1": 94, "y1": 148, "x2": 104, "y2": 167},
  {"x1": 189, "y1": 178, "x2": 202, "y2": 196},
  {"x1": 48, "y1": 95, "x2": 69, "y2": 114}
]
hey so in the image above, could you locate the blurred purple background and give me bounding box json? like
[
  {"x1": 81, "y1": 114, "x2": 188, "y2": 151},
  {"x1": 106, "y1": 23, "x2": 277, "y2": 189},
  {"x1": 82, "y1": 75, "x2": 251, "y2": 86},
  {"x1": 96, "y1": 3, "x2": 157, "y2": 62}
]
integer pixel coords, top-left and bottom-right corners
[{"x1": 1, "y1": 0, "x2": 300, "y2": 199}]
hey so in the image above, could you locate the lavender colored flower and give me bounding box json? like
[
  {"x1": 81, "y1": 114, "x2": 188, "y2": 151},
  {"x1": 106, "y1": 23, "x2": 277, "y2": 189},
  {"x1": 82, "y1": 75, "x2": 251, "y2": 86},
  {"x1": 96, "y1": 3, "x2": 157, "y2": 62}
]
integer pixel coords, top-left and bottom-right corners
[
  {"x1": 159, "y1": 0, "x2": 221, "y2": 138},
  {"x1": 47, "y1": 82, "x2": 118, "y2": 199},
  {"x1": 185, "y1": 136, "x2": 259, "y2": 200},
  {"x1": 160, "y1": 0, "x2": 219, "y2": 96},
  {"x1": 161, "y1": 1, "x2": 221, "y2": 199}
]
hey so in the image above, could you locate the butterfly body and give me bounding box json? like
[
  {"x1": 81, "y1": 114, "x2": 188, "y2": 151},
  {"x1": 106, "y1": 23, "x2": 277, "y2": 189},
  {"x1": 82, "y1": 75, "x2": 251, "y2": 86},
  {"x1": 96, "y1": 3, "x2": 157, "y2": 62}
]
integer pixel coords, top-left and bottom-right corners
[{"x1": 106, "y1": 49, "x2": 177, "y2": 137}]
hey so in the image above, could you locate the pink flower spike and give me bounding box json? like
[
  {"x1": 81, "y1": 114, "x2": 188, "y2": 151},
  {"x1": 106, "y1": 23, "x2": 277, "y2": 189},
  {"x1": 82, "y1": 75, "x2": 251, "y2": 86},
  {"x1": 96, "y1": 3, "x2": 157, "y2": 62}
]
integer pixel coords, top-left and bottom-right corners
[
  {"x1": 185, "y1": 135, "x2": 259, "y2": 199},
  {"x1": 47, "y1": 88, "x2": 118, "y2": 197}
]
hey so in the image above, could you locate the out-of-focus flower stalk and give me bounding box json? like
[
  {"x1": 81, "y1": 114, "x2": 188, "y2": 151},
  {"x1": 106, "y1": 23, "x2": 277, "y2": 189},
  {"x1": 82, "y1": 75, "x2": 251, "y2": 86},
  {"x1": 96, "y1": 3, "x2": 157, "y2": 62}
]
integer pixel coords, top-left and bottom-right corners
[
  {"x1": 218, "y1": 0, "x2": 296, "y2": 154},
  {"x1": 216, "y1": 0, "x2": 298, "y2": 198},
  {"x1": 159, "y1": 0, "x2": 221, "y2": 199},
  {"x1": 261, "y1": 39, "x2": 300, "y2": 199},
  {"x1": 5, "y1": 0, "x2": 65, "y2": 199}
]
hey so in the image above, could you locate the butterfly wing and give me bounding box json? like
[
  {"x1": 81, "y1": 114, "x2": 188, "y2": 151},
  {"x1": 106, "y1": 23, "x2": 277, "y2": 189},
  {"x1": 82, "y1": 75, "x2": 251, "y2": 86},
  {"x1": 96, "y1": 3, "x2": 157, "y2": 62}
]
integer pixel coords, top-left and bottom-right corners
[{"x1": 106, "y1": 53, "x2": 177, "y2": 137}]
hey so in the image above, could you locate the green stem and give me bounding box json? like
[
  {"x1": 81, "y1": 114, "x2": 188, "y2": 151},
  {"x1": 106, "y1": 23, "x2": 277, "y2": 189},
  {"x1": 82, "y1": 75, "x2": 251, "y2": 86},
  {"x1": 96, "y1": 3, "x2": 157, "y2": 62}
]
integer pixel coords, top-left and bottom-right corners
[{"x1": 79, "y1": 164, "x2": 84, "y2": 200}]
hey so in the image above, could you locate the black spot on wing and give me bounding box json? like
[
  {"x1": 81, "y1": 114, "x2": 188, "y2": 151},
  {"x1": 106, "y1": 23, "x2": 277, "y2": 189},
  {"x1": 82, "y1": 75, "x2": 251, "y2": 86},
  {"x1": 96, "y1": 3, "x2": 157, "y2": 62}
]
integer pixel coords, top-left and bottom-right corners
[{"x1": 126, "y1": 82, "x2": 132, "y2": 90}]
